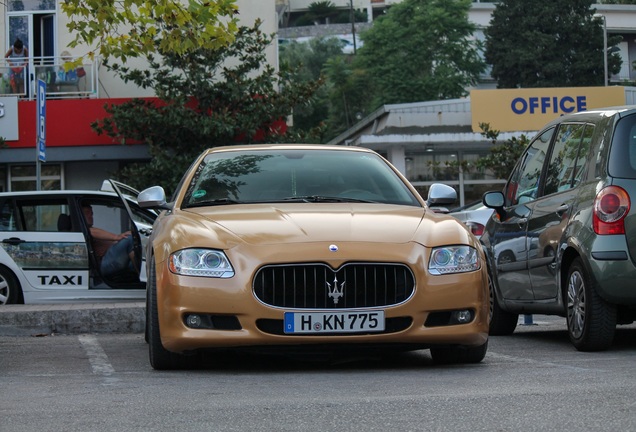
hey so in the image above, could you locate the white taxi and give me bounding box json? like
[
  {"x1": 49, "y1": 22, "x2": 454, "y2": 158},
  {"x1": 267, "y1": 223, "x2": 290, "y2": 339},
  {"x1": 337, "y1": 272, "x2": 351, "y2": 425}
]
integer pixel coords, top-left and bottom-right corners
[{"x1": 0, "y1": 181, "x2": 156, "y2": 304}]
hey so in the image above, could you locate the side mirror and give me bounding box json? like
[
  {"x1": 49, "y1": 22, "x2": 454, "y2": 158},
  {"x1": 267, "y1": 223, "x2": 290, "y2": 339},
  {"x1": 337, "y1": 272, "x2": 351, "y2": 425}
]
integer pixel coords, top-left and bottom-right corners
[
  {"x1": 482, "y1": 191, "x2": 506, "y2": 219},
  {"x1": 138, "y1": 186, "x2": 171, "y2": 210},
  {"x1": 426, "y1": 183, "x2": 457, "y2": 209},
  {"x1": 483, "y1": 191, "x2": 504, "y2": 208}
]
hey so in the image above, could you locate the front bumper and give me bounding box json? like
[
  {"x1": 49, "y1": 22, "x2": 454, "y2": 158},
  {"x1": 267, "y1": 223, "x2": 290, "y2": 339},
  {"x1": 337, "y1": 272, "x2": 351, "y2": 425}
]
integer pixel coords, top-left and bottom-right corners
[{"x1": 155, "y1": 255, "x2": 489, "y2": 354}]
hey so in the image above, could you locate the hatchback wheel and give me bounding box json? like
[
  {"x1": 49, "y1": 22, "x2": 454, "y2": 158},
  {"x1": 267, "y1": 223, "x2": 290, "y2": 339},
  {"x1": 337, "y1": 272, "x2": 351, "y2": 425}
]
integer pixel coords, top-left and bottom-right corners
[
  {"x1": 487, "y1": 267, "x2": 518, "y2": 335},
  {"x1": 566, "y1": 258, "x2": 616, "y2": 351},
  {"x1": 0, "y1": 267, "x2": 23, "y2": 305}
]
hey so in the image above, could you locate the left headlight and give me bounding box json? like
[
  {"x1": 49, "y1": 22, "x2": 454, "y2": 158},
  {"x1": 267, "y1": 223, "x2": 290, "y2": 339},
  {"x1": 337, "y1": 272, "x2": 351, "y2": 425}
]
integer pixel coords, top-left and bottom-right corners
[
  {"x1": 428, "y1": 246, "x2": 480, "y2": 275},
  {"x1": 169, "y1": 249, "x2": 235, "y2": 278}
]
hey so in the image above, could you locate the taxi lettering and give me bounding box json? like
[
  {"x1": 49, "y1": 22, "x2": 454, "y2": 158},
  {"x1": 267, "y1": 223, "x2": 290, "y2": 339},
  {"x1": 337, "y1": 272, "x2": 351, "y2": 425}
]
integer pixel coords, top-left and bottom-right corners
[
  {"x1": 37, "y1": 275, "x2": 83, "y2": 285},
  {"x1": 511, "y1": 96, "x2": 587, "y2": 115}
]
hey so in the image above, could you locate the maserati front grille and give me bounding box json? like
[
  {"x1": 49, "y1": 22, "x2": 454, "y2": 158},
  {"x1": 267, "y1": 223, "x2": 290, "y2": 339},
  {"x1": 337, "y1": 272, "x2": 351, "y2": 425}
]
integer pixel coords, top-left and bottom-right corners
[{"x1": 253, "y1": 263, "x2": 415, "y2": 309}]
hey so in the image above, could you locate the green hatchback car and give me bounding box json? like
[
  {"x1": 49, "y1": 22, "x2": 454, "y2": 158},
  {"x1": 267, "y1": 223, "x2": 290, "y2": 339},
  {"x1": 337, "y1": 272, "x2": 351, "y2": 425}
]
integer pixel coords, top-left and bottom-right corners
[{"x1": 482, "y1": 105, "x2": 636, "y2": 351}]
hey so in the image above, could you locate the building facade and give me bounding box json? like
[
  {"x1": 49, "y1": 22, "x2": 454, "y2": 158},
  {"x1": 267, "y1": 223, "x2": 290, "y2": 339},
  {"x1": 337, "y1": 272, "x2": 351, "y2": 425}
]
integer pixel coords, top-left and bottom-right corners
[
  {"x1": 0, "y1": 0, "x2": 277, "y2": 192},
  {"x1": 316, "y1": 2, "x2": 636, "y2": 205},
  {"x1": 329, "y1": 87, "x2": 636, "y2": 206},
  {"x1": 2, "y1": 1, "x2": 636, "y2": 200}
]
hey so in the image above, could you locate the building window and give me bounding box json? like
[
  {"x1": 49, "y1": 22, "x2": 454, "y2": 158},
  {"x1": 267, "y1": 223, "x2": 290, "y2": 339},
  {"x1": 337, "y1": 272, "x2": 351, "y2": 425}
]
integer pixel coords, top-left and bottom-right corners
[
  {"x1": 8, "y1": 0, "x2": 55, "y2": 11},
  {"x1": 462, "y1": 152, "x2": 495, "y2": 180},
  {"x1": 9, "y1": 164, "x2": 63, "y2": 191},
  {"x1": 405, "y1": 150, "x2": 505, "y2": 206},
  {"x1": 405, "y1": 152, "x2": 460, "y2": 182},
  {"x1": 0, "y1": 167, "x2": 5, "y2": 192}
]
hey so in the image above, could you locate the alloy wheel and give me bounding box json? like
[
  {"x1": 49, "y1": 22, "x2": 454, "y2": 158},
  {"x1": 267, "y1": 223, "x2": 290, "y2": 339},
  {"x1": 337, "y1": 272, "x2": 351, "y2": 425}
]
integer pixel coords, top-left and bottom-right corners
[
  {"x1": 567, "y1": 269, "x2": 585, "y2": 339},
  {"x1": 0, "y1": 276, "x2": 8, "y2": 305}
]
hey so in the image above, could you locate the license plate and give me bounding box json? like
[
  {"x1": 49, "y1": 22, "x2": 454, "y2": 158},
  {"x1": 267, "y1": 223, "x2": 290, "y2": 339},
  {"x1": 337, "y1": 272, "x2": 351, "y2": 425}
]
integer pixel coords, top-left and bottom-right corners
[{"x1": 283, "y1": 310, "x2": 385, "y2": 334}]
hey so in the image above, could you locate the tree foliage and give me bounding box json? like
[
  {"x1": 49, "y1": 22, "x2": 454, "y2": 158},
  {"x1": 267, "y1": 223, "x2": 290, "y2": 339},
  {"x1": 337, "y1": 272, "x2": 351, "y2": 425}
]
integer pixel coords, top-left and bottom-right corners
[
  {"x1": 277, "y1": 0, "x2": 486, "y2": 142},
  {"x1": 61, "y1": 0, "x2": 239, "y2": 64},
  {"x1": 476, "y1": 123, "x2": 529, "y2": 180},
  {"x1": 323, "y1": 57, "x2": 373, "y2": 140},
  {"x1": 484, "y1": 0, "x2": 622, "y2": 88},
  {"x1": 306, "y1": 1, "x2": 339, "y2": 24},
  {"x1": 92, "y1": 22, "x2": 322, "y2": 194},
  {"x1": 354, "y1": 0, "x2": 485, "y2": 108},
  {"x1": 278, "y1": 37, "x2": 345, "y2": 139}
]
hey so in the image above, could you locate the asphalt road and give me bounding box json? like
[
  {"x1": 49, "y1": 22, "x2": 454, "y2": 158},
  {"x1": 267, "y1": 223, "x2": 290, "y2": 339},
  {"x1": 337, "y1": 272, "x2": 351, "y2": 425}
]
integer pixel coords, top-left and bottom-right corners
[{"x1": 2, "y1": 316, "x2": 636, "y2": 431}]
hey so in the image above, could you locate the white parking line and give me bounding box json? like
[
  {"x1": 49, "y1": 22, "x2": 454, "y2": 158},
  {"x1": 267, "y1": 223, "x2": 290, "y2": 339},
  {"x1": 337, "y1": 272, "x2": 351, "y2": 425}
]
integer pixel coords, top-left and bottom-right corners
[{"x1": 78, "y1": 335, "x2": 118, "y2": 384}]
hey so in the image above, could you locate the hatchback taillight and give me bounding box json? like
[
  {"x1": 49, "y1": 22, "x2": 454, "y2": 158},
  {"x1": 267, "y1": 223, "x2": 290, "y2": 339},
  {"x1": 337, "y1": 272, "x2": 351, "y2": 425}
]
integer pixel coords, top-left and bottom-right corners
[
  {"x1": 593, "y1": 186, "x2": 630, "y2": 235},
  {"x1": 465, "y1": 221, "x2": 485, "y2": 237}
]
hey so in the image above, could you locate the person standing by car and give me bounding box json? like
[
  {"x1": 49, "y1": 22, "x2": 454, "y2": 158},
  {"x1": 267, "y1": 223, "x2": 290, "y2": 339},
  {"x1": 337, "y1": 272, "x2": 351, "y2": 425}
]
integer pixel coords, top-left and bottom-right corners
[
  {"x1": 81, "y1": 203, "x2": 137, "y2": 278},
  {"x1": 4, "y1": 38, "x2": 28, "y2": 95}
]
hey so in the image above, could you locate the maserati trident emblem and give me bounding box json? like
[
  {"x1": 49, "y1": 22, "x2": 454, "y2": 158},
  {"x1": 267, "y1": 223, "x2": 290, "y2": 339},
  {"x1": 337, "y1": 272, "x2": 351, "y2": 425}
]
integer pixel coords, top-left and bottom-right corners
[{"x1": 326, "y1": 275, "x2": 345, "y2": 305}]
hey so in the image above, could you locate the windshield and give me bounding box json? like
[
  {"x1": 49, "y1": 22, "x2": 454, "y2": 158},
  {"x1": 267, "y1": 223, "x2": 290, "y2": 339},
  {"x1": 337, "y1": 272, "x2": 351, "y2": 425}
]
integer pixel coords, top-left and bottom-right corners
[{"x1": 182, "y1": 149, "x2": 421, "y2": 208}]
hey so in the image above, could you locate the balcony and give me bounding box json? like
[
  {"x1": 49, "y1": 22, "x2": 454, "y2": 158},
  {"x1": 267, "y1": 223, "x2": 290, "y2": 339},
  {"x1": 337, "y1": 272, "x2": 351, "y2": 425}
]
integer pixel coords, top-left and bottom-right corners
[{"x1": 1, "y1": 56, "x2": 97, "y2": 100}]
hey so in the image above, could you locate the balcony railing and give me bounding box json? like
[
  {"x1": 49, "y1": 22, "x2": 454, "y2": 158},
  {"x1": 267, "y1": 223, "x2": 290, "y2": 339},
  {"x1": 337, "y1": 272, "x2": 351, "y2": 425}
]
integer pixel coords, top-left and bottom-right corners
[{"x1": 1, "y1": 56, "x2": 98, "y2": 100}]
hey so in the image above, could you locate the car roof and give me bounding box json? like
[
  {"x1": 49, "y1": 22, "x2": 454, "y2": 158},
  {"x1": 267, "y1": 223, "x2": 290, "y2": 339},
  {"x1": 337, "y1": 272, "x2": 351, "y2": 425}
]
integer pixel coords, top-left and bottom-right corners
[
  {"x1": 543, "y1": 105, "x2": 636, "y2": 128},
  {"x1": 204, "y1": 144, "x2": 376, "y2": 154},
  {"x1": 0, "y1": 190, "x2": 121, "y2": 199}
]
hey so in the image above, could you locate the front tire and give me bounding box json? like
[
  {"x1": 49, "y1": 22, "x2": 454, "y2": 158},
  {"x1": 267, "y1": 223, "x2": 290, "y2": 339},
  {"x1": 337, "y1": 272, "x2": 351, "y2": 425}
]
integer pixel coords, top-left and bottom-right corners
[
  {"x1": 148, "y1": 260, "x2": 190, "y2": 370},
  {"x1": 566, "y1": 258, "x2": 616, "y2": 351},
  {"x1": 0, "y1": 266, "x2": 23, "y2": 305},
  {"x1": 488, "y1": 267, "x2": 518, "y2": 335},
  {"x1": 430, "y1": 341, "x2": 488, "y2": 364}
]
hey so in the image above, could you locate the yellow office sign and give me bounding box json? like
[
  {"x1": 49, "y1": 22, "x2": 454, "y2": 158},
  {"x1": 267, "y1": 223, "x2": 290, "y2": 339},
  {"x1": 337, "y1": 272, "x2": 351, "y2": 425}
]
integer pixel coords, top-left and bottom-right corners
[{"x1": 470, "y1": 87, "x2": 627, "y2": 132}]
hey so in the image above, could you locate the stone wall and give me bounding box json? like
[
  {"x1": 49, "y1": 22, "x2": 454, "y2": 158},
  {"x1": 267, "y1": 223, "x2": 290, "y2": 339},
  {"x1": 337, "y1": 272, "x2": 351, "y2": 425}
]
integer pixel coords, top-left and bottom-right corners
[{"x1": 278, "y1": 23, "x2": 372, "y2": 39}]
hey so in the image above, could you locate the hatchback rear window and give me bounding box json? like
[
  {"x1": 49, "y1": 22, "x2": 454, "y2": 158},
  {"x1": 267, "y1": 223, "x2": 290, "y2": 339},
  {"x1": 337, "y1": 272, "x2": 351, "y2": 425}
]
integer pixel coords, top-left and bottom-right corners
[{"x1": 608, "y1": 113, "x2": 636, "y2": 179}]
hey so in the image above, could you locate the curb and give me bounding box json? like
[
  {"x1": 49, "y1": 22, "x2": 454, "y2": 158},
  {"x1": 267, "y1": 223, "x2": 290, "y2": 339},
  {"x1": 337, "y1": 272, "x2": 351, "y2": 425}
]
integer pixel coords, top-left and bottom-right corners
[{"x1": 0, "y1": 302, "x2": 145, "y2": 336}]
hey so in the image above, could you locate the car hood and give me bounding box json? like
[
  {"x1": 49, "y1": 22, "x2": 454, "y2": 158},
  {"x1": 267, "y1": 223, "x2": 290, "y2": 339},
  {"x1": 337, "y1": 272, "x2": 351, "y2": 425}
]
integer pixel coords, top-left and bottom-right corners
[{"x1": 180, "y1": 203, "x2": 464, "y2": 247}]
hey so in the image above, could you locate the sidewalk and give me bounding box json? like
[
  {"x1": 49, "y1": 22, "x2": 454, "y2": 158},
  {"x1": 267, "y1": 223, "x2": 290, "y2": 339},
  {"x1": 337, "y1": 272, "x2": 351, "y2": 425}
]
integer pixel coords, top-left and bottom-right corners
[
  {"x1": 0, "y1": 302, "x2": 145, "y2": 336},
  {"x1": 0, "y1": 303, "x2": 565, "y2": 337}
]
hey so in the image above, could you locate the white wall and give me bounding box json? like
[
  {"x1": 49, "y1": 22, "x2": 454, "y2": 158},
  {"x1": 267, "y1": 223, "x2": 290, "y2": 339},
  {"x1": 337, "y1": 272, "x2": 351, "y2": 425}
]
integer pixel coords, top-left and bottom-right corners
[{"x1": 52, "y1": 0, "x2": 278, "y2": 99}]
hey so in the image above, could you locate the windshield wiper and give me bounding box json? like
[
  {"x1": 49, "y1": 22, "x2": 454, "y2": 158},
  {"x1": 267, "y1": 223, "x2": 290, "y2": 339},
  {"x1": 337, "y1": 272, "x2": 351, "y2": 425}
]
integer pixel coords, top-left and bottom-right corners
[
  {"x1": 280, "y1": 195, "x2": 376, "y2": 203},
  {"x1": 186, "y1": 198, "x2": 242, "y2": 208}
]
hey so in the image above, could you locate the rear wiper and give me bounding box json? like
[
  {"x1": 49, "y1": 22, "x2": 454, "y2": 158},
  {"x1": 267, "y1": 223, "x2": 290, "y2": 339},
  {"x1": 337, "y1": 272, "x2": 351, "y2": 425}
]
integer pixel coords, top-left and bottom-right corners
[
  {"x1": 280, "y1": 195, "x2": 375, "y2": 203},
  {"x1": 186, "y1": 198, "x2": 242, "y2": 208}
]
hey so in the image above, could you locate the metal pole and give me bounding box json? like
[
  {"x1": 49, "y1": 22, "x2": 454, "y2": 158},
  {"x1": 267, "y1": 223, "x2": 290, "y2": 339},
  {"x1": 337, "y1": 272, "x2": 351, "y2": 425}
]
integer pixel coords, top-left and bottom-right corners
[
  {"x1": 350, "y1": 0, "x2": 357, "y2": 54},
  {"x1": 594, "y1": 14, "x2": 608, "y2": 86},
  {"x1": 36, "y1": 94, "x2": 41, "y2": 191},
  {"x1": 603, "y1": 16, "x2": 608, "y2": 86}
]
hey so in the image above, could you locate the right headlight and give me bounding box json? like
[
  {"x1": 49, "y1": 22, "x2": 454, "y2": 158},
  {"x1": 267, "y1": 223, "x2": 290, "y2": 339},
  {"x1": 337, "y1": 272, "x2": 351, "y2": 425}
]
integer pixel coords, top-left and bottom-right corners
[
  {"x1": 428, "y1": 245, "x2": 480, "y2": 275},
  {"x1": 169, "y1": 249, "x2": 234, "y2": 278}
]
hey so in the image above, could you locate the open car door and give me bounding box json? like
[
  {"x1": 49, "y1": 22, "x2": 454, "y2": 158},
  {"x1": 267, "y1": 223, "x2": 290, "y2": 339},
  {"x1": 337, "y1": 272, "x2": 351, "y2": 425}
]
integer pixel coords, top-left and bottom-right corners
[{"x1": 106, "y1": 180, "x2": 155, "y2": 284}]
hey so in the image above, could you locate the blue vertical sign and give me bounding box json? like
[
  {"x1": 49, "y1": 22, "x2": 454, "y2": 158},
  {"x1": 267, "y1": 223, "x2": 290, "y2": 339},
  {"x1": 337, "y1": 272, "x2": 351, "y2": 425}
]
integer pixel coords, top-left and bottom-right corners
[{"x1": 37, "y1": 79, "x2": 46, "y2": 162}]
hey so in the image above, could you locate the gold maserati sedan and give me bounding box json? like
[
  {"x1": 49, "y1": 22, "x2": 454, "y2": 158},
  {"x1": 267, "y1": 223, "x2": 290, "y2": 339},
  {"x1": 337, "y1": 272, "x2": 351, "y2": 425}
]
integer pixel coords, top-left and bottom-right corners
[{"x1": 138, "y1": 144, "x2": 489, "y2": 369}]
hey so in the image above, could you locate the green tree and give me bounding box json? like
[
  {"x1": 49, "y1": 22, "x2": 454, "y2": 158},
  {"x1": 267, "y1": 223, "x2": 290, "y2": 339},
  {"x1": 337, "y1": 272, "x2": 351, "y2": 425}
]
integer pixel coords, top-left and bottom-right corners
[
  {"x1": 92, "y1": 22, "x2": 321, "y2": 194},
  {"x1": 323, "y1": 56, "x2": 373, "y2": 140},
  {"x1": 278, "y1": 37, "x2": 345, "y2": 139},
  {"x1": 354, "y1": 0, "x2": 485, "y2": 109},
  {"x1": 484, "y1": 0, "x2": 622, "y2": 88},
  {"x1": 61, "y1": 0, "x2": 238, "y2": 65},
  {"x1": 476, "y1": 123, "x2": 529, "y2": 180},
  {"x1": 306, "y1": 1, "x2": 339, "y2": 24}
]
